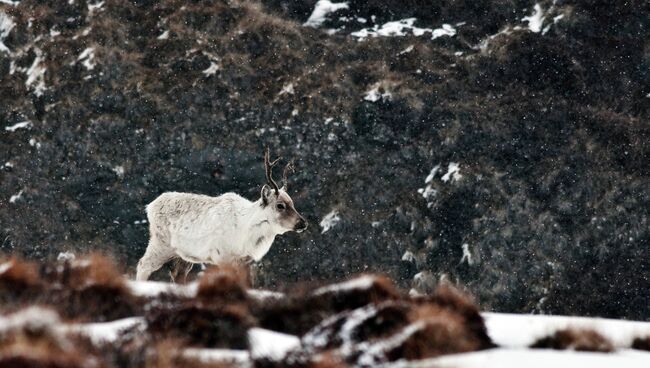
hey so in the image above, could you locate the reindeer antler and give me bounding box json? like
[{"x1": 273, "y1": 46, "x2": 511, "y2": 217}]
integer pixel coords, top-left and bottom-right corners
[
  {"x1": 282, "y1": 160, "x2": 294, "y2": 190},
  {"x1": 264, "y1": 147, "x2": 281, "y2": 194}
]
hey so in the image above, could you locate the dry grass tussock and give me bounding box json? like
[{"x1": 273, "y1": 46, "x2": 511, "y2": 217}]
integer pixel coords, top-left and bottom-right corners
[{"x1": 531, "y1": 328, "x2": 614, "y2": 352}]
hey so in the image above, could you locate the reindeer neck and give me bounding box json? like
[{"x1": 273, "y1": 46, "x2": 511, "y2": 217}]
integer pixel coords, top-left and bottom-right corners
[{"x1": 246, "y1": 199, "x2": 273, "y2": 229}]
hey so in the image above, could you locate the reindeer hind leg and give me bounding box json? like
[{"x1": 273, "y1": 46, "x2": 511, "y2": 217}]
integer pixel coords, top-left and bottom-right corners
[
  {"x1": 169, "y1": 258, "x2": 194, "y2": 284},
  {"x1": 136, "y1": 232, "x2": 176, "y2": 281}
]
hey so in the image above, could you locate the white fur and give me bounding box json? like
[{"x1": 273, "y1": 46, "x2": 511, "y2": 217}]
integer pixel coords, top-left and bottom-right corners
[{"x1": 136, "y1": 190, "x2": 293, "y2": 281}]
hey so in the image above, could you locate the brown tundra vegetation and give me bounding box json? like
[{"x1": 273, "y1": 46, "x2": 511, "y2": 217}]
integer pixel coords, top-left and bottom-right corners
[
  {"x1": 1, "y1": 254, "x2": 648, "y2": 367},
  {"x1": 0, "y1": 254, "x2": 488, "y2": 367}
]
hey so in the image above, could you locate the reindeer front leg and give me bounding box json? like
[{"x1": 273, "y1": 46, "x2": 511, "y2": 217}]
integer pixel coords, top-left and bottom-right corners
[{"x1": 239, "y1": 256, "x2": 259, "y2": 288}]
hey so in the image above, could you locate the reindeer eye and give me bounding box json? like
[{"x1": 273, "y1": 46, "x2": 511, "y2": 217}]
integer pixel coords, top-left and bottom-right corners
[{"x1": 276, "y1": 203, "x2": 286, "y2": 210}]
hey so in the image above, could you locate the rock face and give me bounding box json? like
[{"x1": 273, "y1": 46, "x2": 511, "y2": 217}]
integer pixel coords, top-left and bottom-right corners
[{"x1": 0, "y1": 0, "x2": 648, "y2": 320}]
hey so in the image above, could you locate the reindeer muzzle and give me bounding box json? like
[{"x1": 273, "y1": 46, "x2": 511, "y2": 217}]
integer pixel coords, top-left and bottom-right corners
[{"x1": 295, "y1": 218, "x2": 308, "y2": 233}]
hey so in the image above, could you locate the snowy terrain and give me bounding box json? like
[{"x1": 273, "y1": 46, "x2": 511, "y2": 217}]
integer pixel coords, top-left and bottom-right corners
[
  {"x1": 6, "y1": 277, "x2": 646, "y2": 367},
  {"x1": 59, "y1": 313, "x2": 650, "y2": 367},
  {"x1": 0, "y1": 255, "x2": 649, "y2": 366}
]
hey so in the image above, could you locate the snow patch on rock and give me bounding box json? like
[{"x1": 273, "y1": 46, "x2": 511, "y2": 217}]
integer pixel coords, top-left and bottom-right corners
[
  {"x1": 0, "y1": 261, "x2": 13, "y2": 275},
  {"x1": 431, "y1": 24, "x2": 457, "y2": 39},
  {"x1": 112, "y1": 165, "x2": 125, "y2": 177},
  {"x1": 127, "y1": 279, "x2": 198, "y2": 298},
  {"x1": 476, "y1": 27, "x2": 515, "y2": 52},
  {"x1": 358, "y1": 321, "x2": 428, "y2": 366},
  {"x1": 248, "y1": 328, "x2": 300, "y2": 360},
  {"x1": 304, "y1": 1, "x2": 349, "y2": 28},
  {"x1": 398, "y1": 44, "x2": 414, "y2": 55},
  {"x1": 424, "y1": 165, "x2": 441, "y2": 184},
  {"x1": 57, "y1": 251, "x2": 76, "y2": 262},
  {"x1": 401, "y1": 250, "x2": 416, "y2": 263},
  {"x1": 523, "y1": 4, "x2": 545, "y2": 33},
  {"x1": 278, "y1": 82, "x2": 295, "y2": 96},
  {"x1": 418, "y1": 163, "x2": 462, "y2": 206},
  {"x1": 77, "y1": 47, "x2": 96, "y2": 70},
  {"x1": 247, "y1": 289, "x2": 285, "y2": 301},
  {"x1": 364, "y1": 83, "x2": 392, "y2": 102},
  {"x1": 441, "y1": 162, "x2": 462, "y2": 182},
  {"x1": 5, "y1": 121, "x2": 32, "y2": 132},
  {"x1": 9, "y1": 189, "x2": 23, "y2": 203},
  {"x1": 418, "y1": 185, "x2": 437, "y2": 204},
  {"x1": 26, "y1": 49, "x2": 47, "y2": 96},
  {"x1": 413, "y1": 270, "x2": 436, "y2": 291},
  {"x1": 157, "y1": 30, "x2": 169, "y2": 40},
  {"x1": 182, "y1": 348, "x2": 250, "y2": 365},
  {"x1": 0, "y1": 11, "x2": 15, "y2": 53},
  {"x1": 29, "y1": 137, "x2": 41, "y2": 148},
  {"x1": 483, "y1": 312, "x2": 650, "y2": 349},
  {"x1": 87, "y1": 1, "x2": 105, "y2": 15},
  {"x1": 203, "y1": 62, "x2": 219, "y2": 76},
  {"x1": 320, "y1": 209, "x2": 341, "y2": 233},
  {"x1": 0, "y1": 307, "x2": 61, "y2": 333},
  {"x1": 460, "y1": 243, "x2": 473, "y2": 265},
  {"x1": 68, "y1": 317, "x2": 144, "y2": 345},
  {"x1": 312, "y1": 275, "x2": 376, "y2": 296},
  {"x1": 352, "y1": 18, "x2": 456, "y2": 41}
]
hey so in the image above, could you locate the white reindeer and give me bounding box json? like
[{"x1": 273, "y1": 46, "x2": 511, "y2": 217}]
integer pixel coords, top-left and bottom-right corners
[{"x1": 135, "y1": 149, "x2": 307, "y2": 281}]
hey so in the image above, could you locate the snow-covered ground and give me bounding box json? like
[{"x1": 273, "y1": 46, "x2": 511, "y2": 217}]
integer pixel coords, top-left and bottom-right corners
[
  {"x1": 57, "y1": 295, "x2": 650, "y2": 366},
  {"x1": 63, "y1": 317, "x2": 145, "y2": 345},
  {"x1": 483, "y1": 312, "x2": 650, "y2": 349},
  {"x1": 126, "y1": 279, "x2": 284, "y2": 301},
  {"x1": 303, "y1": 0, "x2": 349, "y2": 28},
  {"x1": 2, "y1": 272, "x2": 647, "y2": 366},
  {"x1": 386, "y1": 348, "x2": 650, "y2": 368},
  {"x1": 390, "y1": 313, "x2": 650, "y2": 367}
]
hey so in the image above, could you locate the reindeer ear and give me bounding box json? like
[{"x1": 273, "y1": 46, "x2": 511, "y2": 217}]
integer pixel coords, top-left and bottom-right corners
[{"x1": 261, "y1": 185, "x2": 274, "y2": 206}]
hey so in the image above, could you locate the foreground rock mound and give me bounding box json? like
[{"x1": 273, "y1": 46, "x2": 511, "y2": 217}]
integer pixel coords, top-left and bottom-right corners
[
  {"x1": 2, "y1": 255, "x2": 650, "y2": 367},
  {"x1": 0, "y1": 255, "x2": 492, "y2": 367}
]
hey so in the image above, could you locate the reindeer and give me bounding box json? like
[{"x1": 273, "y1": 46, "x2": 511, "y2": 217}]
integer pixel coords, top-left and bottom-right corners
[{"x1": 135, "y1": 148, "x2": 307, "y2": 281}]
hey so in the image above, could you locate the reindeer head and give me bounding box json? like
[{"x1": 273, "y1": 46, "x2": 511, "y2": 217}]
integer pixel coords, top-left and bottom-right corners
[{"x1": 261, "y1": 148, "x2": 308, "y2": 234}]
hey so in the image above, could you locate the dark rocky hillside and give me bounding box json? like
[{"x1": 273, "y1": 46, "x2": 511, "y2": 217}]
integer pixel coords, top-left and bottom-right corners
[{"x1": 1, "y1": 0, "x2": 649, "y2": 320}]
